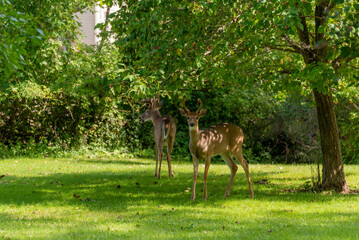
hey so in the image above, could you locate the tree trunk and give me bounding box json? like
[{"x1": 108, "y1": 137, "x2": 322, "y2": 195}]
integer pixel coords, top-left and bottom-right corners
[{"x1": 313, "y1": 88, "x2": 349, "y2": 193}]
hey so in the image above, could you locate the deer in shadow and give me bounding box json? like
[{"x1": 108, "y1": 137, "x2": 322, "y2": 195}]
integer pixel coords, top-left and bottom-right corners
[{"x1": 139, "y1": 95, "x2": 176, "y2": 179}]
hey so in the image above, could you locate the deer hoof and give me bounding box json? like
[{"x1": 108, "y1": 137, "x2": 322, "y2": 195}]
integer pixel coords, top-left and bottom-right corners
[{"x1": 190, "y1": 194, "x2": 196, "y2": 201}]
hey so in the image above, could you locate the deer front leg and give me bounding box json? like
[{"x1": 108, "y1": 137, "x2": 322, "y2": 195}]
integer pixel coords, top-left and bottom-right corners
[
  {"x1": 203, "y1": 156, "x2": 211, "y2": 200},
  {"x1": 191, "y1": 157, "x2": 199, "y2": 201}
]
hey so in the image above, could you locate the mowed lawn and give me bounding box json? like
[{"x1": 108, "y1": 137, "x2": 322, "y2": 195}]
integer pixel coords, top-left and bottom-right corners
[{"x1": 0, "y1": 157, "x2": 358, "y2": 240}]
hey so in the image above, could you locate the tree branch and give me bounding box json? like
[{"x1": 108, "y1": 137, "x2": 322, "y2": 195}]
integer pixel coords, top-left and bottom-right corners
[
  {"x1": 332, "y1": 56, "x2": 354, "y2": 71},
  {"x1": 313, "y1": 1, "x2": 335, "y2": 62},
  {"x1": 348, "y1": 64, "x2": 359, "y2": 70},
  {"x1": 98, "y1": 5, "x2": 112, "y2": 50},
  {"x1": 349, "y1": 100, "x2": 359, "y2": 112},
  {"x1": 263, "y1": 43, "x2": 301, "y2": 54},
  {"x1": 204, "y1": 2, "x2": 253, "y2": 44},
  {"x1": 281, "y1": 35, "x2": 311, "y2": 52},
  {"x1": 296, "y1": 14, "x2": 311, "y2": 46}
]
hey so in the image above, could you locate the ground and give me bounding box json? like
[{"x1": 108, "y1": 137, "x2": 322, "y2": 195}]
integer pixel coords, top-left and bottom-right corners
[{"x1": 0, "y1": 157, "x2": 358, "y2": 239}]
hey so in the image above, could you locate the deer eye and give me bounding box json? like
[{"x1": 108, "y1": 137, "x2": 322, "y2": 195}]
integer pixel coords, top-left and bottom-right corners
[
  {"x1": 195, "y1": 117, "x2": 198, "y2": 120},
  {"x1": 187, "y1": 117, "x2": 190, "y2": 120}
]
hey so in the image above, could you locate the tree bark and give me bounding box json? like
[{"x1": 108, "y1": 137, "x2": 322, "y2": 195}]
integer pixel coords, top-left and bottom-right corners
[{"x1": 313, "y1": 88, "x2": 349, "y2": 193}]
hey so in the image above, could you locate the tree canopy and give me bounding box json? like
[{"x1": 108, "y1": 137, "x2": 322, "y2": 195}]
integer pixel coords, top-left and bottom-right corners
[{"x1": 102, "y1": 0, "x2": 358, "y2": 97}]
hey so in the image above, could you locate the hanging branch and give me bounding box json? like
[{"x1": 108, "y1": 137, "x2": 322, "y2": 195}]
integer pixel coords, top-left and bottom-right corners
[
  {"x1": 349, "y1": 100, "x2": 359, "y2": 112},
  {"x1": 263, "y1": 43, "x2": 301, "y2": 54}
]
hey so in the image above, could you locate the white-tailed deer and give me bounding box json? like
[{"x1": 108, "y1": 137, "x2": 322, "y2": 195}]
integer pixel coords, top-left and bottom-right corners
[
  {"x1": 179, "y1": 99, "x2": 254, "y2": 201},
  {"x1": 139, "y1": 95, "x2": 176, "y2": 179}
]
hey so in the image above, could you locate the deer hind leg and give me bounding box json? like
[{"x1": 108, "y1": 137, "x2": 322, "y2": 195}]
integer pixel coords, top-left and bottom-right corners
[
  {"x1": 157, "y1": 141, "x2": 164, "y2": 179},
  {"x1": 220, "y1": 152, "x2": 238, "y2": 198},
  {"x1": 232, "y1": 150, "x2": 254, "y2": 198},
  {"x1": 154, "y1": 142, "x2": 159, "y2": 177},
  {"x1": 166, "y1": 137, "x2": 175, "y2": 178}
]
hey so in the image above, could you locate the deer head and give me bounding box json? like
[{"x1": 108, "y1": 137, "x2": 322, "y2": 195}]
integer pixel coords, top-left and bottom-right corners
[
  {"x1": 179, "y1": 98, "x2": 207, "y2": 128},
  {"x1": 139, "y1": 94, "x2": 163, "y2": 122}
]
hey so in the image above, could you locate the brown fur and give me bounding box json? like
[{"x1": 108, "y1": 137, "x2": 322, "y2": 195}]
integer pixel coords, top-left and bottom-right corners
[
  {"x1": 180, "y1": 99, "x2": 254, "y2": 201},
  {"x1": 140, "y1": 96, "x2": 176, "y2": 178}
]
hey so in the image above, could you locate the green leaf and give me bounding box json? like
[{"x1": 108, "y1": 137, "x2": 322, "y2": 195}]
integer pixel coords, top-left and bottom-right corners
[
  {"x1": 10, "y1": 16, "x2": 18, "y2": 22},
  {"x1": 297, "y1": 23, "x2": 304, "y2": 31},
  {"x1": 340, "y1": 46, "x2": 351, "y2": 58},
  {"x1": 37, "y1": 29, "x2": 44, "y2": 36},
  {"x1": 303, "y1": 3, "x2": 312, "y2": 15},
  {"x1": 124, "y1": 75, "x2": 135, "y2": 81}
]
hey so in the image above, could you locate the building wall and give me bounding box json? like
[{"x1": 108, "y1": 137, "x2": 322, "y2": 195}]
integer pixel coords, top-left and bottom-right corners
[
  {"x1": 76, "y1": 10, "x2": 96, "y2": 45},
  {"x1": 76, "y1": 3, "x2": 119, "y2": 45}
]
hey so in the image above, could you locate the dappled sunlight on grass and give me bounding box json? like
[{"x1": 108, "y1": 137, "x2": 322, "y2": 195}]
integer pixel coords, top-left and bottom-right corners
[{"x1": 0, "y1": 157, "x2": 358, "y2": 239}]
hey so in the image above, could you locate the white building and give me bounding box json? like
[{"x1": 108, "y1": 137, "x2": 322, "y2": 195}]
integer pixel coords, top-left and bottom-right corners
[{"x1": 76, "y1": 3, "x2": 119, "y2": 45}]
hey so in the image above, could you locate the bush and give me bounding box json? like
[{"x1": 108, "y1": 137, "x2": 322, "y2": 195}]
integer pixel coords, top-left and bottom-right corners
[
  {"x1": 336, "y1": 89, "x2": 359, "y2": 164},
  {"x1": 132, "y1": 86, "x2": 320, "y2": 164}
]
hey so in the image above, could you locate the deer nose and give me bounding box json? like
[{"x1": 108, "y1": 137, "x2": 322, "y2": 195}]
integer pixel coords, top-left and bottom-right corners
[{"x1": 190, "y1": 122, "x2": 195, "y2": 127}]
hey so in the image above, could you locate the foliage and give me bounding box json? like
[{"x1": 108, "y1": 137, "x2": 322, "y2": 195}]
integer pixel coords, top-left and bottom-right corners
[
  {"x1": 0, "y1": 42, "x2": 137, "y2": 151},
  {"x1": 1, "y1": 0, "x2": 359, "y2": 165},
  {"x1": 0, "y1": 0, "x2": 139, "y2": 154},
  {"x1": 0, "y1": 0, "x2": 42, "y2": 76},
  {"x1": 134, "y1": 86, "x2": 319, "y2": 164},
  {"x1": 1, "y1": 157, "x2": 359, "y2": 239},
  {"x1": 340, "y1": 110, "x2": 359, "y2": 163},
  {"x1": 103, "y1": 0, "x2": 359, "y2": 95},
  {"x1": 336, "y1": 84, "x2": 359, "y2": 164}
]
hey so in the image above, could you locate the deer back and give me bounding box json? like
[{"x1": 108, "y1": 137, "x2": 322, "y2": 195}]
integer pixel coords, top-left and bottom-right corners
[{"x1": 191, "y1": 123, "x2": 244, "y2": 157}]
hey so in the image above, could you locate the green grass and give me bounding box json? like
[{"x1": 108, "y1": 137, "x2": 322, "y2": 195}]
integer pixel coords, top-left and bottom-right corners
[{"x1": 0, "y1": 157, "x2": 358, "y2": 240}]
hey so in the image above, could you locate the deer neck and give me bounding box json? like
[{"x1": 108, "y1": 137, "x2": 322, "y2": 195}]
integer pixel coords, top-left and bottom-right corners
[
  {"x1": 151, "y1": 109, "x2": 161, "y2": 127},
  {"x1": 189, "y1": 125, "x2": 201, "y2": 145}
]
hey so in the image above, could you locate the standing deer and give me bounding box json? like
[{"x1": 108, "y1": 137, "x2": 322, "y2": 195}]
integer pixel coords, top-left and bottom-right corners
[
  {"x1": 179, "y1": 99, "x2": 254, "y2": 201},
  {"x1": 139, "y1": 95, "x2": 176, "y2": 179}
]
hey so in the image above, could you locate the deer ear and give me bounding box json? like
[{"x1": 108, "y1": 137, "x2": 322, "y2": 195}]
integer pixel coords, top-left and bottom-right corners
[
  {"x1": 199, "y1": 108, "x2": 207, "y2": 116},
  {"x1": 179, "y1": 108, "x2": 187, "y2": 116}
]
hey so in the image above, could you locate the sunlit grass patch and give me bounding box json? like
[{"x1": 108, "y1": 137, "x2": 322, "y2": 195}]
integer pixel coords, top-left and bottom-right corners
[{"x1": 0, "y1": 157, "x2": 358, "y2": 239}]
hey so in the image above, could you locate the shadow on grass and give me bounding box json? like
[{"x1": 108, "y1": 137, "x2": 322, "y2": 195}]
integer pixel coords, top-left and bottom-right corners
[
  {"x1": 77, "y1": 158, "x2": 153, "y2": 166},
  {"x1": 1, "y1": 159, "x2": 358, "y2": 240},
  {"x1": 0, "y1": 167, "x2": 357, "y2": 208},
  {"x1": 1, "y1": 192, "x2": 359, "y2": 240}
]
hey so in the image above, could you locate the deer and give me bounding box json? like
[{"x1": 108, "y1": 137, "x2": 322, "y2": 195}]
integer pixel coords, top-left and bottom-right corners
[
  {"x1": 179, "y1": 98, "x2": 254, "y2": 201},
  {"x1": 139, "y1": 95, "x2": 176, "y2": 179}
]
